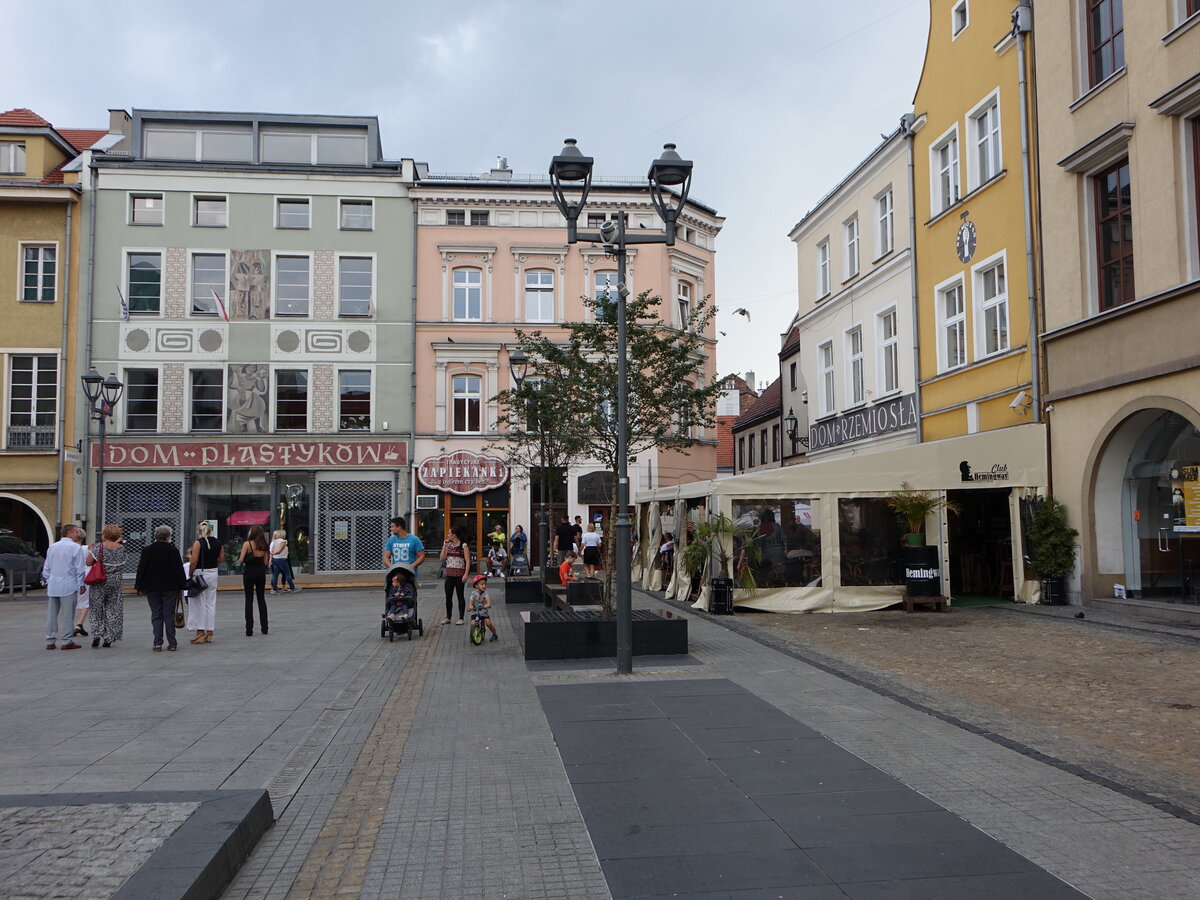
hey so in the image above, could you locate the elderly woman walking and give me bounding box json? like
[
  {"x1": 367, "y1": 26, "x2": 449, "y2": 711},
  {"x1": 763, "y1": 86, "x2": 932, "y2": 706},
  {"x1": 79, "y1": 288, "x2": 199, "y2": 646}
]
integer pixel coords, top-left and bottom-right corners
[
  {"x1": 186, "y1": 521, "x2": 223, "y2": 644},
  {"x1": 135, "y1": 524, "x2": 187, "y2": 652},
  {"x1": 87, "y1": 525, "x2": 128, "y2": 648}
]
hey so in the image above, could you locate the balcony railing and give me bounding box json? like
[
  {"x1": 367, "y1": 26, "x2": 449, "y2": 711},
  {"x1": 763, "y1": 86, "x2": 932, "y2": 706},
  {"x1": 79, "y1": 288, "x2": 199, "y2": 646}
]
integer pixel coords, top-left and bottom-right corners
[{"x1": 6, "y1": 425, "x2": 56, "y2": 448}]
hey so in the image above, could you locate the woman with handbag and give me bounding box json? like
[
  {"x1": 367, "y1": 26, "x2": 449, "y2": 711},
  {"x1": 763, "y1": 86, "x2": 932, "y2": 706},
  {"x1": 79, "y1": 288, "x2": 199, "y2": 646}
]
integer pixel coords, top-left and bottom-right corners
[
  {"x1": 238, "y1": 525, "x2": 271, "y2": 636},
  {"x1": 439, "y1": 526, "x2": 471, "y2": 625},
  {"x1": 186, "y1": 522, "x2": 223, "y2": 644},
  {"x1": 84, "y1": 525, "x2": 126, "y2": 648}
]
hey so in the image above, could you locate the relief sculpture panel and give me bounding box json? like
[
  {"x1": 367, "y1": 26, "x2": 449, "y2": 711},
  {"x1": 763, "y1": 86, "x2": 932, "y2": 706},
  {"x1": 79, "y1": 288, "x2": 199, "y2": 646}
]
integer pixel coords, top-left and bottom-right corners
[
  {"x1": 229, "y1": 250, "x2": 270, "y2": 320},
  {"x1": 227, "y1": 363, "x2": 269, "y2": 433}
]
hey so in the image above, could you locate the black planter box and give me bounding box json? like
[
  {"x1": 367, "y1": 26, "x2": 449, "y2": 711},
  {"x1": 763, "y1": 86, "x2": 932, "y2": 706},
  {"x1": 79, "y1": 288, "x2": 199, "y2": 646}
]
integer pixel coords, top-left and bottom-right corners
[
  {"x1": 1041, "y1": 577, "x2": 1068, "y2": 605},
  {"x1": 567, "y1": 580, "x2": 604, "y2": 606},
  {"x1": 523, "y1": 609, "x2": 688, "y2": 661},
  {"x1": 503, "y1": 577, "x2": 543, "y2": 604}
]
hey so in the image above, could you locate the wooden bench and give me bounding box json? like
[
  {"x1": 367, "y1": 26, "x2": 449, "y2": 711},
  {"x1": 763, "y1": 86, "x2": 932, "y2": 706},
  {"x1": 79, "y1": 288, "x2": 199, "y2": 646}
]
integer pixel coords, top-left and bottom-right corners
[{"x1": 902, "y1": 593, "x2": 948, "y2": 613}]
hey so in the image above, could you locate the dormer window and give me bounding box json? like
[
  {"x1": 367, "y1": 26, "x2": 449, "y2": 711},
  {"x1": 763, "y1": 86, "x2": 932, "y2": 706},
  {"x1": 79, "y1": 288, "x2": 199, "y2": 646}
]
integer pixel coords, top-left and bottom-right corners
[
  {"x1": 260, "y1": 128, "x2": 368, "y2": 165},
  {"x1": 0, "y1": 141, "x2": 26, "y2": 174}
]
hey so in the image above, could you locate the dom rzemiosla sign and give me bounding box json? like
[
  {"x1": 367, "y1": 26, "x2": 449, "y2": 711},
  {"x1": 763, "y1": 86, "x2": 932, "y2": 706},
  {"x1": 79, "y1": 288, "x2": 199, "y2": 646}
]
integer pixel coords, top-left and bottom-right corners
[{"x1": 809, "y1": 393, "x2": 917, "y2": 452}]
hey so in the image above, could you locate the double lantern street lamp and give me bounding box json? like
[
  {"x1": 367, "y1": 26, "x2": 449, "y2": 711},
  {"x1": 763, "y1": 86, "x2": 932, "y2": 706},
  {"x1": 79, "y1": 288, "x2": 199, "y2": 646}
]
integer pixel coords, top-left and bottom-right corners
[
  {"x1": 81, "y1": 368, "x2": 124, "y2": 533},
  {"x1": 546, "y1": 138, "x2": 694, "y2": 675}
]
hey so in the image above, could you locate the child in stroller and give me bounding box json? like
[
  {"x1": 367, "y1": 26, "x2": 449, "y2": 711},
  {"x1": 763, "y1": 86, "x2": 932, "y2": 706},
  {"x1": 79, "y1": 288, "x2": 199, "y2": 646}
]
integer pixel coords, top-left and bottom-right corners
[{"x1": 381, "y1": 565, "x2": 423, "y2": 641}]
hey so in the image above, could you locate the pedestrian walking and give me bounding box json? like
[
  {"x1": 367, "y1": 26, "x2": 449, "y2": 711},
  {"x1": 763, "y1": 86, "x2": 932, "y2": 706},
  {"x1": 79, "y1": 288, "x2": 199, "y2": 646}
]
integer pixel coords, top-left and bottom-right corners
[
  {"x1": 439, "y1": 526, "x2": 470, "y2": 625},
  {"x1": 238, "y1": 525, "x2": 270, "y2": 636},
  {"x1": 580, "y1": 523, "x2": 603, "y2": 578},
  {"x1": 42, "y1": 524, "x2": 88, "y2": 650},
  {"x1": 134, "y1": 524, "x2": 186, "y2": 652},
  {"x1": 554, "y1": 515, "x2": 574, "y2": 564},
  {"x1": 186, "y1": 522, "x2": 223, "y2": 644},
  {"x1": 87, "y1": 525, "x2": 128, "y2": 648},
  {"x1": 269, "y1": 529, "x2": 297, "y2": 594}
]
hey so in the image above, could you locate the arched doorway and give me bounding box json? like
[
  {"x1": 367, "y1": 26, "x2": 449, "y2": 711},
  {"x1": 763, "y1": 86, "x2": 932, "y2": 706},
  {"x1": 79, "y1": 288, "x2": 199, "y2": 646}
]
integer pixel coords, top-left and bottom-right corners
[
  {"x1": 0, "y1": 493, "x2": 54, "y2": 554},
  {"x1": 1094, "y1": 410, "x2": 1200, "y2": 602}
]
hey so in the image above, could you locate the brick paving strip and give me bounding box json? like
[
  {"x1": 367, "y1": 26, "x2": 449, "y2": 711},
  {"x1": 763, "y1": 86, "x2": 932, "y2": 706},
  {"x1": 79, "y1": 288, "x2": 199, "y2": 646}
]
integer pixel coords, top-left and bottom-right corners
[{"x1": 284, "y1": 625, "x2": 442, "y2": 900}]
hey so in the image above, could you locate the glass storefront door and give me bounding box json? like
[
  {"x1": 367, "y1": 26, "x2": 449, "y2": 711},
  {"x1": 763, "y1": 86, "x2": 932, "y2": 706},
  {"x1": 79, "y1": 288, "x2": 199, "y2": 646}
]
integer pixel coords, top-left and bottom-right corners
[{"x1": 193, "y1": 473, "x2": 272, "y2": 575}]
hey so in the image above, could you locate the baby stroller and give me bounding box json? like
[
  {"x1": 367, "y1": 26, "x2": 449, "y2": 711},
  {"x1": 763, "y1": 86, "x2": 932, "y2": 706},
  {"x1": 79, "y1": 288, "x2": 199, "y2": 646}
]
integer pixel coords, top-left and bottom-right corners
[
  {"x1": 380, "y1": 564, "x2": 423, "y2": 642},
  {"x1": 509, "y1": 551, "x2": 530, "y2": 576}
]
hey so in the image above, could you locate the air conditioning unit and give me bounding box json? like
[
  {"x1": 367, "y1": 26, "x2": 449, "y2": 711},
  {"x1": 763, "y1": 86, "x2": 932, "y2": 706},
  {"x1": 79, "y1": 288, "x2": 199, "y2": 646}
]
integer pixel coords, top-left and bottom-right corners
[{"x1": 415, "y1": 495, "x2": 438, "y2": 509}]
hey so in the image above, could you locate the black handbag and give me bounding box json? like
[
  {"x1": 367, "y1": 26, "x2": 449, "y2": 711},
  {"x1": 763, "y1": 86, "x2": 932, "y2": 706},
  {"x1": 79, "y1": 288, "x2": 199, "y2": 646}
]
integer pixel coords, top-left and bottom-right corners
[{"x1": 186, "y1": 571, "x2": 209, "y2": 593}]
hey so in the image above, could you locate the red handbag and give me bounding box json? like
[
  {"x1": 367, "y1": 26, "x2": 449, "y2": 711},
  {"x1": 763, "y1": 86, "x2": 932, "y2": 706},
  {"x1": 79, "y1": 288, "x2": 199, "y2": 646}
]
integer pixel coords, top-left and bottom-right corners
[{"x1": 84, "y1": 546, "x2": 107, "y2": 586}]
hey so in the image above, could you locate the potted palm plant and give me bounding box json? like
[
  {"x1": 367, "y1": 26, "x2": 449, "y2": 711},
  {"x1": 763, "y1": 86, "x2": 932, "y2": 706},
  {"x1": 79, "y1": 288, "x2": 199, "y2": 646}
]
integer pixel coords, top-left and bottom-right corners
[
  {"x1": 885, "y1": 483, "x2": 959, "y2": 598},
  {"x1": 1027, "y1": 496, "x2": 1078, "y2": 605},
  {"x1": 682, "y1": 512, "x2": 761, "y2": 614}
]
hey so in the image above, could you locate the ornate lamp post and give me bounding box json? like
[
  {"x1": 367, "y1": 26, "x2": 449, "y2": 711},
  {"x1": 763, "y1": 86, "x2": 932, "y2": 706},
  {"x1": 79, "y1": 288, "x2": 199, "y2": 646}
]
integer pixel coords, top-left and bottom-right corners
[
  {"x1": 507, "y1": 348, "x2": 552, "y2": 585},
  {"x1": 81, "y1": 368, "x2": 123, "y2": 531},
  {"x1": 784, "y1": 407, "x2": 799, "y2": 456},
  {"x1": 548, "y1": 139, "x2": 694, "y2": 675}
]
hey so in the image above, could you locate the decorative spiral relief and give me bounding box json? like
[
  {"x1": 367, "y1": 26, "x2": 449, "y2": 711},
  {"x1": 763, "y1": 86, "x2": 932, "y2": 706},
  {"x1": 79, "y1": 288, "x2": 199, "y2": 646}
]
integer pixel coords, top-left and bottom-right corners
[
  {"x1": 156, "y1": 330, "x2": 194, "y2": 352},
  {"x1": 306, "y1": 331, "x2": 343, "y2": 353}
]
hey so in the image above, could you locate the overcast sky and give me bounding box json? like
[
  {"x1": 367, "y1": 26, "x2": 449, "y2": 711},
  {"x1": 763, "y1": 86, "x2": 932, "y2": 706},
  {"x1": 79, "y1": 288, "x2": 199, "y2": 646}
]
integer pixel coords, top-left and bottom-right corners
[{"x1": 6, "y1": 0, "x2": 929, "y2": 390}]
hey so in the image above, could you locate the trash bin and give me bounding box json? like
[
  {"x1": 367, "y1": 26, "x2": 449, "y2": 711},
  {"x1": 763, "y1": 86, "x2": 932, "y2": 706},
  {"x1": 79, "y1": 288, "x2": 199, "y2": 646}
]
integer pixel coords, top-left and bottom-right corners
[
  {"x1": 710, "y1": 578, "x2": 734, "y2": 615},
  {"x1": 901, "y1": 546, "x2": 941, "y2": 597}
]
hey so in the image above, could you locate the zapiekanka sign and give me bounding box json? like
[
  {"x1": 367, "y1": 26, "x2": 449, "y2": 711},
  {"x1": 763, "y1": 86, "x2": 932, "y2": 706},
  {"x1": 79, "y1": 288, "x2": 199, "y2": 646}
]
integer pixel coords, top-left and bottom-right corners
[{"x1": 417, "y1": 450, "x2": 509, "y2": 496}]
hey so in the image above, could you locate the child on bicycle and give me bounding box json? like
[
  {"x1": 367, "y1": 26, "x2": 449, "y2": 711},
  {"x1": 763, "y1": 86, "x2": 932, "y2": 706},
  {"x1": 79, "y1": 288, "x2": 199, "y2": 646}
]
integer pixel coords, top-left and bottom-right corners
[
  {"x1": 469, "y1": 574, "x2": 498, "y2": 641},
  {"x1": 387, "y1": 569, "x2": 414, "y2": 620}
]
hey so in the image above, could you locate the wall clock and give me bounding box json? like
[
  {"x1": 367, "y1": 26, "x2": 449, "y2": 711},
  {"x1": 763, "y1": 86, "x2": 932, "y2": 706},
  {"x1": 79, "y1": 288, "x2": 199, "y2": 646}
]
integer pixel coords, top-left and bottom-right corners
[{"x1": 956, "y1": 219, "x2": 977, "y2": 263}]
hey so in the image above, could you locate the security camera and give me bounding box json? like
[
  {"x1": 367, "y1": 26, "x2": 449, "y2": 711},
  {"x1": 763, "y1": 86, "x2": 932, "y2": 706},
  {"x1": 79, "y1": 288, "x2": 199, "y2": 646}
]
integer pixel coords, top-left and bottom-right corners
[
  {"x1": 1009, "y1": 390, "x2": 1029, "y2": 410},
  {"x1": 599, "y1": 219, "x2": 618, "y2": 244}
]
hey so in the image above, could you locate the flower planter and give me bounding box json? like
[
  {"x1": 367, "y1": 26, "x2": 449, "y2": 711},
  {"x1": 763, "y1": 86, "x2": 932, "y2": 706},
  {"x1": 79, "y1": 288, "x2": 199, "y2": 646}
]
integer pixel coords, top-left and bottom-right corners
[
  {"x1": 522, "y1": 608, "x2": 688, "y2": 661},
  {"x1": 503, "y1": 576, "x2": 543, "y2": 604}
]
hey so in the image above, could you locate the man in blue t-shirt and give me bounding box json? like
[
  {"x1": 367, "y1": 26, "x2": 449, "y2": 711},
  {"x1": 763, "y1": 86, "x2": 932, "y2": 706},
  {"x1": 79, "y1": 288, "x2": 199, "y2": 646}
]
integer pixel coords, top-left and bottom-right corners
[{"x1": 383, "y1": 517, "x2": 426, "y2": 574}]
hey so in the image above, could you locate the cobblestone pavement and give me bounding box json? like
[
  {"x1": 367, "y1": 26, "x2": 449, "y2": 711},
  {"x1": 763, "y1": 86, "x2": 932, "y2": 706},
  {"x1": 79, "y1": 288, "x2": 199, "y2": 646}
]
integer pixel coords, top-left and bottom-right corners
[{"x1": 0, "y1": 801, "x2": 196, "y2": 899}]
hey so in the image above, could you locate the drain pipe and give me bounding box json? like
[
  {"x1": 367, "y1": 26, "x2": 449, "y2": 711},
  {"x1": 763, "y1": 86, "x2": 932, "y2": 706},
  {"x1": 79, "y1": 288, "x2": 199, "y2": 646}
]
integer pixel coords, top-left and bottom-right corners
[
  {"x1": 1014, "y1": 1, "x2": 1040, "y2": 424},
  {"x1": 55, "y1": 194, "x2": 76, "y2": 535},
  {"x1": 78, "y1": 151, "x2": 100, "y2": 533},
  {"x1": 408, "y1": 173, "x2": 419, "y2": 523},
  {"x1": 902, "y1": 113, "x2": 923, "y2": 442}
]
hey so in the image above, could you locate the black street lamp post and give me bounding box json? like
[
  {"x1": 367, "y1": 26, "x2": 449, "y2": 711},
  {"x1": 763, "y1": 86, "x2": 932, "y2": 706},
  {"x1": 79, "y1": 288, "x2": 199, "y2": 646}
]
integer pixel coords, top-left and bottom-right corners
[
  {"x1": 81, "y1": 368, "x2": 124, "y2": 532},
  {"x1": 507, "y1": 348, "x2": 553, "y2": 587},
  {"x1": 548, "y1": 139, "x2": 693, "y2": 675}
]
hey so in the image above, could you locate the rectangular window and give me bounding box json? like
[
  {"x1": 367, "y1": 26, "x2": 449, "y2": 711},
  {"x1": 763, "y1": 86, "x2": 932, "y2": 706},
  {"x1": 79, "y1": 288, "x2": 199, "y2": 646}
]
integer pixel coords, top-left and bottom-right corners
[
  {"x1": 277, "y1": 198, "x2": 310, "y2": 229},
  {"x1": 201, "y1": 129, "x2": 252, "y2": 162},
  {"x1": 878, "y1": 308, "x2": 899, "y2": 394},
  {"x1": 127, "y1": 252, "x2": 162, "y2": 314},
  {"x1": 260, "y1": 130, "x2": 310, "y2": 164},
  {"x1": 677, "y1": 281, "x2": 692, "y2": 327},
  {"x1": 338, "y1": 370, "x2": 371, "y2": 431},
  {"x1": 338, "y1": 256, "x2": 374, "y2": 317},
  {"x1": 838, "y1": 498, "x2": 902, "y2": 586},
  {"x1": 789, "y1": 361, "x2": 797, "y2": 392},
  {"x1": 733, "y1": 497, "x2": 822, "y2": 587},
  {"x1": 816, "y1": 240, "x2": 831, "y2": 297},
  {"x1": 977, "y1": 259, "x2": 1009, "y2": 355},
  {"x1": 191, "y1": 253, "x2": 226, "y2": 316},
  {"x1": 524, "y1": 270, "x2": 554, "y2": 322},
  {"x1": 453, "y1": 268, "x2": 482, "y2": 321},
  {"x1": 847, "y1": 326, "x2": 865, "y2": 405},
  {"x1": 274, "y1": 255, "x2": 310, "y2": 317},
  {"x1": 470, "y1": 210, "x2": 489, "y2": 226},
  {"x1": 760, "y1": 430, "x2": 768, "y2": 466},
  {"x1": 940, "y1": 281, "x2": 967, "y2": 370},
  {"x1": 933, "y1": 131, "x2": 960, "y2": 213},
  {"x1": 260, "y1": 130, "x2": 367, "y2": 165},
  {"x1": 1087, "y1": 0, "x2": 1124, "y2": 87},
  {"x1": 0, "y1": 141, "x2": 25, "y2": 174},
  {"x1": 446, "y1": 209, "x2": 465, "y2": 226},
  {"x1": 1094, "y1": 158, "x2": 1134, "y2": 310},
  {"x1": 123, "y1": 369, "x2": 159, "y2": 432},
  {"x1": 339, "y1": 199, "x2": 374, "y2": 230},
  {"x1": 6, "y1": 355, "x2": 56, "y2": 448},
  {"x1": 876, "y1": 189, "x2": 894, "y2": 256},
  {"x1": 819, "y1": 341, "x2": 835, "y2": 415},
  {"x1": 952, "y1": 0, "x2": 968, "y2": 36},
  {"x1": 316, "y1": 133, "x2": 366, "y2": 165},
  {"x1": 1194, "y1": 119, "x2": 1200, "y2": 262},
  {"x1": 972, "y1": 99, "x2": 1001, "y2": 186},
  {"x1": 452, "y1": 374, "x2": 483, "y2": 433},
  {"x1": 21, "y1": 245, "x2": 56, "y2": 302},
  {"x1": 844, "y1": 216, "x2": 860, "y2": 279},
  {"x1": 587, "y1": 212, "x2": 610, "y2": 228},
  {"x1": 193, "y1": 195, "x2": 228, "y2": 227},
  {"x1": 275, "y1": 370, "x2": 308, "y2": 431},
  {"x1": 772, "y1": 424, "x2": 781, "y2": 462},
  {"x1": 130, "y1": 193, "x2": 164, "y2": 226},
  {"x1": 190, "y1": 369, "x2": 224, "y2": 432},
  {"x1": 748, "y1": 433, "x2": 756, "y2": 468},
  {"x1": 737, "y1": 437, "x2": 745, "y2": 471}
]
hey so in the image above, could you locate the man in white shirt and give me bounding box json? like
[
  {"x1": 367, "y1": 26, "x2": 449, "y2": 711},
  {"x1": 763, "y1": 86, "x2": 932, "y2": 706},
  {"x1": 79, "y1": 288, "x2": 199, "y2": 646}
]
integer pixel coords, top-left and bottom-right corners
[{"x1": 43, "y1": 524, "x2": 88, "y2": 650}]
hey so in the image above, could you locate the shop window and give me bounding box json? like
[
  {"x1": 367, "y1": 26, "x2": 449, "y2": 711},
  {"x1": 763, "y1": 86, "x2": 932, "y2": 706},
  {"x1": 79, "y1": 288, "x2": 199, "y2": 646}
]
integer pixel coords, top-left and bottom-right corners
[
  {"x1": 338, "y1": 370, "x2": 371, "y2": 431},
  {"x1": 124, "y1": 369, "x2": 159, "y2": 432},
  {"x1": 730, "y1": 498, "x2": 822, "y2": 588},
  {"x1": 838, "y1": 498, "x2": 903, "y2": 586},
  {"x1": 275, "y1": 370, "x2": 308, "y2": 431},
  {"x1": 452, "y1": 373, "x2": 483, "y2": 433},
  {"x1": 190, "y1": 368, "x2": 224, "y2": 432}
]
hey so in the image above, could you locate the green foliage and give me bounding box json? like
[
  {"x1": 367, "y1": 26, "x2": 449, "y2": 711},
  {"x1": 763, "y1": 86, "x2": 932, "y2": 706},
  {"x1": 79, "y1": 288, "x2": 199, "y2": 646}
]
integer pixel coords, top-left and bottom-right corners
[
  {"x1": 1027, "y1": 496, "x2": 1078, "y2": 579},
  {"x1": 885, "y1": 482, "x2": 961, "y2": 535},
  {"x1": 682, "y1": 513, "x2": 762, "y2": 593}
]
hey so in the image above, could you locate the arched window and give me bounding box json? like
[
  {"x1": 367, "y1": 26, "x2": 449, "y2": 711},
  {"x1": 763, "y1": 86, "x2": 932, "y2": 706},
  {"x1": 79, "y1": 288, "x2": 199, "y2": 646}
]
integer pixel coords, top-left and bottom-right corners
[
  {"x1": 452, "y1": 268, "x2": 482, "y2": 321},
  {"x1": 525, "y1": 269, "x2": 554, "y2": 322},
  {"x1": 452, "y1": 373, "x2": 483, "y2": 433}
]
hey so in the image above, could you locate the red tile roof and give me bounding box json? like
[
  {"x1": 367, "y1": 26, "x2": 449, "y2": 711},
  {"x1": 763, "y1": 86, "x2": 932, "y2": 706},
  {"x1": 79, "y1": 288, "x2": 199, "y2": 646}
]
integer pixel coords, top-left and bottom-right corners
[
  {"x1": 0, "y1": 108, "x2": 52, "y2": 127},
  {"x1": 59, "y1": 128, "x2": 107, "y2": 151},
  {"x1": 716, "y1": 416, "x2": 739, "y2": 469},
  {"x1": 733, "y1": 378, "x2": 782, "y2": 431}
]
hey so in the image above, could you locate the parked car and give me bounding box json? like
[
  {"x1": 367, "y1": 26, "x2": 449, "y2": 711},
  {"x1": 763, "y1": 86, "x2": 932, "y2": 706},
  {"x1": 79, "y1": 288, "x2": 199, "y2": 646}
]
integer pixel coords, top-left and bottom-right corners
[{"x1": 0, "y1": 532, "x2": 45, "y2": 593}]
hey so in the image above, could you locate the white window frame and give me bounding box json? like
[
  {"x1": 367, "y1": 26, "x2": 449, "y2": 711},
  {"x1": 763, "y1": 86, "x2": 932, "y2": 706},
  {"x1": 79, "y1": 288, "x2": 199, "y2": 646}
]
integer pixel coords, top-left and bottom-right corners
[
  {"x1": 952, "y1": 0, "x2": 969, "y2": 38},
  {"x1": 677, "y1": 280, "x2": 693, "y2": 328},
  {"x1": 19, "y1": 242, "x2": 58, "y2": 303},
  {"x1": 593, "y1": 270, "x2": 618, "y2": 303},
  {"x1": 875, "y1": 187, "x2": 894, "y2": 257},
  {"x1": 818, "y1": 340, "x2": 836, "y2": 416},
  {"x1": 967, "y1": 90, "x2": 1002, "y2": 189},
  {"x1": 452, "y1": 267, "x2": 483, "y2": 322},
  {"x1": 259, "y1": 129, "x2": 369, "y2": 166},
  {"x1": 120, "y1": 365, "x2": 162, "y2": 434},
  {"x1": 843, "y1": 216, "x2": 860, "y2": 279},
  {"x1": 0, "y1": 140, "x2": 26, "y2": 174},
  {"x1": 523, "y1": 268, "x2": 555, "y2": 323},
  {"x1": 877, "y1": 306, "x2": 900, "y2": 396},
  {"x1": 273, "y1": 366, "x2": 312, "y2": 433},
  {"x1": 275, "y1": 196, "x2": 311, "y2": 229},
  {"x1": 338, "y1": 198, "x2": 374, "y2": 231},
  {"x1": 337, "y1": 368, "x2": 373, "y2": 432},
  {"x1": 973, "y1": 250, "x2": 1010, "y2": 358},
  {"x1": 188, "y1": 366, "x2": 226, "y2": 433},
  {"x1": 451, "y1": 371, "x2": 484, "y2": 434},
  {"x1": 446, "y1": 209, "x2": 466, "y2": 226},
  {"x1": 272, "y1": 252, "x2": 312, "y2": 318},
  {"x1": 816, "y1": 239, "x2": 831, "y2": 298},
  {"x1": 123, "y1": 247, "x2": 166, "y2": 317},
  {"x1": 191, "y1": 193, "x2": 228, "y2": 227},
  {"x1": 188, "y1": 249, "x2": 229, "y2": 318},
  {"x1": 337, "y1": 253, "x2": 376, "y2": 318},
  {"x1": 128, "y1": 191, "x2": 165, "y2": 226},
  {"x1": 5, "y1": 352, "x2": 58, "y2": 450},
  {"x1": 845, "y1": 325, "x2": 865, "y2": 406},
  {"x1": 470, "y1": 210, "x2": 489, "y2": 227},
  {"x1": 935, "y1": 274, "x2": 968, "y2": 372},
  {"x1": 930, "y1": 126, "x2": 961, "y2": 214}
]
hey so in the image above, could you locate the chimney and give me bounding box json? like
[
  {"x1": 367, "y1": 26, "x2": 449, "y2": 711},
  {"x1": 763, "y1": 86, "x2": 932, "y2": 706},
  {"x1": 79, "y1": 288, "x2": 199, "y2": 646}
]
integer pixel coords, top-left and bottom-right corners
[
  {"x1": 744, "y1": 371, "x2": 755, "y2": 392},
  {"x1": 489, "y1": 156, "x2": 512, "y2": 180}
]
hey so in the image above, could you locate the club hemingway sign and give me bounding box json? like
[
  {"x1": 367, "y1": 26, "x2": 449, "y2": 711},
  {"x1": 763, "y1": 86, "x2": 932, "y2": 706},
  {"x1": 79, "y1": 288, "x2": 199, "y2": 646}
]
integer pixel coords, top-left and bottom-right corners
[{"x1": 809, "y1": 393, "x2": 917, "y2": 452}]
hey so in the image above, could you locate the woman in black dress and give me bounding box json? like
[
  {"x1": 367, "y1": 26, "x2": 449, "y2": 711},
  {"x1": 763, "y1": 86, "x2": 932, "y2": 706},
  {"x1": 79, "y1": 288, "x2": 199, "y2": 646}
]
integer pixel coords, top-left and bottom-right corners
[{"x1": 238, "y1": 525, "x2": 270, "y2": 635}]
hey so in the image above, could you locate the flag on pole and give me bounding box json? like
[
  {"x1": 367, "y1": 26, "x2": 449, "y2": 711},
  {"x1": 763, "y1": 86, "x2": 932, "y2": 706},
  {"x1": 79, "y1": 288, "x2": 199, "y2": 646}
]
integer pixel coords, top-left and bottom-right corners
[
  {"x1": 366, "y1": 299, "x2": 374, "y2": 317},
  {"x1": 116, "y1": 284, "x2": 130, "y2": 321},
  {"x1": 210, "y1": 288, "x2": 230, "y2": 322}
]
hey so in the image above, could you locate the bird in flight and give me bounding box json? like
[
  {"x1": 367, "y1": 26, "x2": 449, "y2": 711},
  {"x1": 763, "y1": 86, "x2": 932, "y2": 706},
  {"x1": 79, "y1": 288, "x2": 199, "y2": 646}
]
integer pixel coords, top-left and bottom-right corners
[{"x1": 733, "y1": 308, "x2": 751, "y2": 322}]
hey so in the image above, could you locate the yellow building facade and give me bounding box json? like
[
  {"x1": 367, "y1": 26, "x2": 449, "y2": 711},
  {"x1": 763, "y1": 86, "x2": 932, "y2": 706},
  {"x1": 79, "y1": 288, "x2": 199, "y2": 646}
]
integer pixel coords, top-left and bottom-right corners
[{"x1": 0, "y1": 109, "x2": 97, "y2": 556}]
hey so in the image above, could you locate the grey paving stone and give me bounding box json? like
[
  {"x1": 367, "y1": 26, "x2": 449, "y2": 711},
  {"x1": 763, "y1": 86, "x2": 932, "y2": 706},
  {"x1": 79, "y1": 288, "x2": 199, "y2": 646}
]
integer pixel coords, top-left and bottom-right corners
[
  {"x1": 589, "y1": 818, "x2": 797, "y2": 861},
  {"x1": 601, "y1": 848, "x2": 832, "y2": 897}
]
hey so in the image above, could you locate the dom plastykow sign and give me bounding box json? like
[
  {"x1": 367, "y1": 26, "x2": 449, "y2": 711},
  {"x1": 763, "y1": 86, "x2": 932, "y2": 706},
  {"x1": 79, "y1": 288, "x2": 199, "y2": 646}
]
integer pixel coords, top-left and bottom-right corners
[
  {"x1": 417, "y1": 450, "x2": 509, "y2": 496},
  {"x1": 91, "y1": 440, "x2": 408, "y2": 468},
  {"x1": 809, "y1": 393, "x2": 917, "y2": 452}
]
